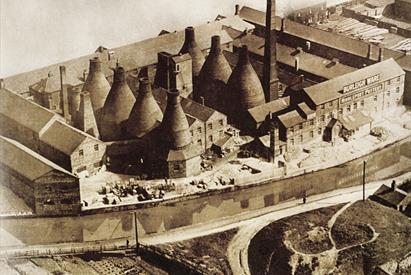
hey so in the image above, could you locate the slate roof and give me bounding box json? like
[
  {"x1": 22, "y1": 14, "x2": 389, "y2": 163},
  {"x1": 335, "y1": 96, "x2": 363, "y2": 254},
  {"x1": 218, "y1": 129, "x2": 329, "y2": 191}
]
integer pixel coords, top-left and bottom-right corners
[
  {"x1": 228, "y1": 30, "x2": 356, "y2": 80},
  {"x1": 4, "y1": 16, "x2": 250, "y2": 95},
  {"x1": 303, "y1": 58, "x2": 405, "y2": 105},
  {"x1": 40, "y1": 120, "x2": 100, "y2": 155},
  {"x1": 247, "y1": 97, "x2": 290, "y2": 124},
  {"x1": 0, "y1": 87, "x2": 57, "y2": 133},
  {"x1": 297, "y1": 102, "x2": 315, "y2": 116},
  {"x1": 153, "y1": 88, "x2": 222, "y2": 122},
  {"x1": 278, "y1": 110, "x2": 306, "y2": 128},
  {"x1": 340, "y1": 110, "x2": 373, "y2": 131},
  {"x1": 0, "y1": 136, "x2": 74, "y2": 182}
]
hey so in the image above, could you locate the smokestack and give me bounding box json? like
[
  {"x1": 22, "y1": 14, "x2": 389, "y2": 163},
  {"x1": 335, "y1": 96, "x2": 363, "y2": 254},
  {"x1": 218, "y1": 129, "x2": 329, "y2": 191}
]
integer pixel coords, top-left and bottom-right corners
[
  {"x1": 99, "y1": 66, "x2": 136, "y2": 141},
  {"x1": 162, "y1": 88, "x2": 191, "y2": 150},
  {"x1": 378, "y1": 47, "x2": 384, "y2": 62},
  {"x1": 59, "y1": 66, "x2": 70, "y2": 120},
  {"x1": 154, "y1": 52, "x2": 173, "y2": 91},
  {"x1": 82, "y1": 57, "x2": 111, "y2": 113},
  {"x1": 269, "y1": 124, "x2": 276, "y2": 163},
  {"x1": 235, "y1": 4, "x2": 240, "y2": 15},
  {"x1": 294, "y1": 56, "x2": 300, "y2": 72},
  {"x1": 127, "y1": 78, "x2": 163, "y2": 138},
  {"x1": 196, "y1": 35, "x2": 232, "y2": 109},
  {"x1": 69, "y1": 87, "x2": 81, "y2": 123},
  {"x1": 76, "y1": 91, "x2": 100, "y2": 139},
  {"x1": 263, "y1": 0, "x2": 279, "y2": 103}
]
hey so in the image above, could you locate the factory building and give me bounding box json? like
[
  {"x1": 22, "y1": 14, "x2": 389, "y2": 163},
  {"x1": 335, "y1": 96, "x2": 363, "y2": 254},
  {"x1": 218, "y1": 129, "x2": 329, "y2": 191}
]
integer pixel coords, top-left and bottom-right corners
[
  {"x1": 0, "y1": 136, "x2": 81, "y2": 215},
  {"x1": 276, "y1": 58, "x2": 405, "y2": 151},
  {"x1": 0, "y1": 87, "x2": 106, "y2": 175}
]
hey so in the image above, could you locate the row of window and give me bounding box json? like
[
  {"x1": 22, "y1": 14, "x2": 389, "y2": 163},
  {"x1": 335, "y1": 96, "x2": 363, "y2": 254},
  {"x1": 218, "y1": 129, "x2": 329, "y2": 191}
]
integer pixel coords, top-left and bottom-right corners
[
  {"x1": 289, "y1": 129, "x2": 320, "y2": 145},
  {"x1": 191, "y1": 119, "x2": 225, "y2": 136}
]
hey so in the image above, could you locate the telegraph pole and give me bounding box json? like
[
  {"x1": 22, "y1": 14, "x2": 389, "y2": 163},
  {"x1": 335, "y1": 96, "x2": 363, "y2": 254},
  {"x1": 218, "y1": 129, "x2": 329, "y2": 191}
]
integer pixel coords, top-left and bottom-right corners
[
  {"x1": 362, "y1": 160, "x2": 367, "y2": 201},
  {"x1": 133, "y1": 211, "x2": 139, "y2": 254}
]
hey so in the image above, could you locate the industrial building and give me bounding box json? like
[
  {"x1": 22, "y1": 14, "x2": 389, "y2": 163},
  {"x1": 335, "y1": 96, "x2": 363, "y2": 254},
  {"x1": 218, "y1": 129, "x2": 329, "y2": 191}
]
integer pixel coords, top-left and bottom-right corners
[{"x1": 0, "y1": 136, "x2": 81, "y2": 215}]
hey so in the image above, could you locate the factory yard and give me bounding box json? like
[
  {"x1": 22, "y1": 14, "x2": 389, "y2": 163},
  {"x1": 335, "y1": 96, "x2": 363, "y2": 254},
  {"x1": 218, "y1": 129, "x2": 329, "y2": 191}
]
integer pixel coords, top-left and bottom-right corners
[
  {"x1": 77, "y1": 108, "x2": 411, "y2": 211},
  {"x1": 317, "y1": 13, "x2": 411, "y2": 52}
]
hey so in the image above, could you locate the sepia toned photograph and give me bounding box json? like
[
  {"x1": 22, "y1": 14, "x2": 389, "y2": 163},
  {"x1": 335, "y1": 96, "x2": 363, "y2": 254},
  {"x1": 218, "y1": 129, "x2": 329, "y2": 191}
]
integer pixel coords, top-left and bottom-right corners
[{"x1": 0, "y1": 0, "x2": 410, "y2": 274}]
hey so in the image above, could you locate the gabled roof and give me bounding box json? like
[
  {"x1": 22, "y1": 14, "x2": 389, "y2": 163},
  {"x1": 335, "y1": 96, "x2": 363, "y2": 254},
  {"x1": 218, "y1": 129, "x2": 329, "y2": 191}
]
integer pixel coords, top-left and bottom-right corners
[
  {"x1": 29, "y1": 73, "x2": 78, "y2": 93},
  {"x1": 0, "y1": 136, "x2": 74, "y2": 182},
  {"x1": 304, "y1": 58, "x2": 405, "y2": 105},
  {"x1": 227, "y1": 30, "x2": 356, "y2": 80},
  {"x1": 278, "y1": 110, "x2": 306, "y2": 128},
  {"x1": 297, "y1": 102, "x2": 315, "y2": 116},
  {"x1": 3, "y1": 16, "x2": 248, "y2": 95},
  {"x1": 153, "y1": 88, "x2": 223, "y2": 122},
  {"x1": 247, "y1": 97, "x2": 290, "y2": 124},
  {"x1": 0, "y1": 87, "x2": 57, "y2": 133},
  {"x1": 340, "y1": 110, "x2": 373, "y2": 131},
  {"x1": 238, "y1": 6, "x2": 265, "y2": 26},
  {"x1": 40, "y1": 120, "x2": 100, "y2": 155}
]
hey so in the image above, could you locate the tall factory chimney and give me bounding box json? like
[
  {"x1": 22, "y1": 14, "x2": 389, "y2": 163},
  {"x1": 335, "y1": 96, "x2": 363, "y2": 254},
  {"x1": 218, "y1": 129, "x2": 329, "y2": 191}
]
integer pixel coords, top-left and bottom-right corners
[
  {"x1": 59, "y1": 66, "x2": 70, "y2": 120},
  {"x1": 197, "y1": 35, "x2": 232, "y2": 110},
  {"x1": 76, "y1": 91, "x2": 100, "y2": 139},
  {"x1": 262, "y1": 0, "x2": 280, "y2": 102},
  {"x1": 127, "y1": 78, "x2": 163, "y2": 138},
  {"x1": 162, "y1": 88, "x2": 192, "y2": 150},
  {"x1": 179, "y1": 27, "x2": 205, "y2": 97},
  {"x1": 99, "y1": 66, "x2": 136, "y2": 141},
  {"x1": 82, "y1": 57, "x2": 111, "y2": 113}
]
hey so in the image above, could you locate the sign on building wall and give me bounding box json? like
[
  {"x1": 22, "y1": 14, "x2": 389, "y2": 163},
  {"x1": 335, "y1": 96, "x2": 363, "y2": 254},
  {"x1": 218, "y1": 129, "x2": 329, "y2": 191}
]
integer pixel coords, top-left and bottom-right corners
[
  {"x1": 342, "y1": 74, "x2": 380, "y2": 94},
  {"x1": 340, "y1": 84, "x2": 383, "y2": 104}
]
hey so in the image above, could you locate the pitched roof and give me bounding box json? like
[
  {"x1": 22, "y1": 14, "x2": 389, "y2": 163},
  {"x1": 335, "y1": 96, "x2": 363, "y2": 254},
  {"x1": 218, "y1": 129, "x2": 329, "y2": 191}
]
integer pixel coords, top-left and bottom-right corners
[
  {"x1": 303, "y1": 58, "x2": 405, "y2": 105},
  {"x1": 0, "y1": 136, "x2": 73, "y2": 182},
  {"x1": 153, "y1": 88, "x2": 221, "y2": 122},
  {"x1": 29, "y1": 73, "x2": 78, "y2": 93},
  {"x1": 297, "y1": 102, "x2": 315, "y2": 116},
  {"x1": 0, "y1": 87, "x2": 57, "y2": 133},
  {"x1": 247, "y1": 97, "x2": 290, "y2": 124},
  {"x1": 3, "y1": 16, "x2": 248, "y2": 95},
  {"x1": 278, "y1": 110, "x2": 306, "y2": 128},
  {"x1": 40, "y1": 120, "x2": 99, "y2": 155},
  {"x1": 228, "y1": 30, "x2": 356, "y2": 80},
  {"x1": 340, "y1": 110, "x2": 373, "y2": 131}
]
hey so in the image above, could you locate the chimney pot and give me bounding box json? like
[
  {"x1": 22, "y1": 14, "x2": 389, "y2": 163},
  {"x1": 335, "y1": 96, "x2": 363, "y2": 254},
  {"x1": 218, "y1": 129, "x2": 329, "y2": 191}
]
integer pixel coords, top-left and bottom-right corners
[
  {"x1": 211, "y1": 35, "x2": 222, "y2": 54},
  {"x1": 235, "y1": 4, "x2": 240, "y2": 15},
  {"x1": 294, "y1": 56, "x2": 300, "y2": 72},
  {"x1": 185, "y1": 27, "x2": 195, "y2": 44},
  {"x1": 238, "y1": 45, "x2": 250, "y2": 65},
  {"x1": 391, "y1": 180, "x2": 396, "y2": 190}
]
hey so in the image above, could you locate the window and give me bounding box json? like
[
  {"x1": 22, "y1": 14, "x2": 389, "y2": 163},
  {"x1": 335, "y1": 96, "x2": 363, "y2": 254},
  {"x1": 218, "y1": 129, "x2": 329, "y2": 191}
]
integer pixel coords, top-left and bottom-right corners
[
  {"x1": 299, "y1": 123, "x2": 303, "y2": 130},
  {"x1": 310, "y1": 120, "x2": 314, "y2": 126},
  {"x1": 396, "y1": 87, "x2": 400, "y2": 93},
  {"x1": 347, "y1": 105, "x2": 351, "y2": 112},
  {"x1": 197, "y1": 127, "x2": 202, "y2": 133},
  {"x1": 321, "y1": 115, "x2": 325, "y2": 122},
  {"x1": 361, "y1": 100, "x2": 364, "y2": 107},
  {"x1": 388, "y1": 79, "x2": 391, "y2": 85},
  {"x1": 318, "y1": 128, "x2": 322, "y2": 135},
  {"x1": 79, "y1": 149, "x2": 84, "y2": 157},
  {"x1": 397, "y1": 76, "x2": 401, "y2": 82},
  {"x1": 320, "y1": 104, "x2": 324, "y2": 110},
  {"x1": 374, "y1": 95, "x2": 378, "y2": 101},
  {"x1": 218, "y1": 119, "x2": 224, "y2": 126},
  {"x1": 329, "y1": 101, "x2": 333, "y2": 107},
  {"x1": 173, "y1": 163, "x2": 180, "y2": 171},
  {"x1": 310, "y1": 131, "x2": 314, "y2": 138},
  {"x1": 208, "y1": 123, "x2": 213, "y2": 130},
  {"x1": 299, "y1": 135, "x2": 303, "y2": 142},
  {"x1": 94, "y1": 144, "x2": 99, "y2": 151},
  {"x1": 339, "y1": 108, "x2": 343, "y2": 115},
  {"x1": 387, "y1": 91, "x2": 390, "y2": 97},
  {"x1": 353, "y1": 102, "x2": 357, "y2": 109},
  {"x1": 175, "y1": 64, "x2": 180, "y2": 71},
  {"x1": 197, "y1": 139, "x2": 202, "y2": 146},
  {"x1": 209, "y1": 135, "x2": 213, "y2": 142},
  {"x1": 190, "y1": 130, "x2": 194, "y2": 136},
  {"x1": 290, "y1": 126, "x2": 294, "y2": 133},
  {"x1": 290, "y1": 138, "x2": 294, "y2": 145}
]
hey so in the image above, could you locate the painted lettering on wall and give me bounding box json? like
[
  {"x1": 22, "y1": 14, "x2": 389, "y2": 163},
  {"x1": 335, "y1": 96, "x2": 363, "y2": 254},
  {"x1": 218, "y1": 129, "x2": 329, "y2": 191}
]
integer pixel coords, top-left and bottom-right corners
[
  {"x1": 342, "y1": 74, "x2": 380, "y2": 94},
  {"x1": 340, "y1": 84, "x2": 383, "y2": 104}
]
